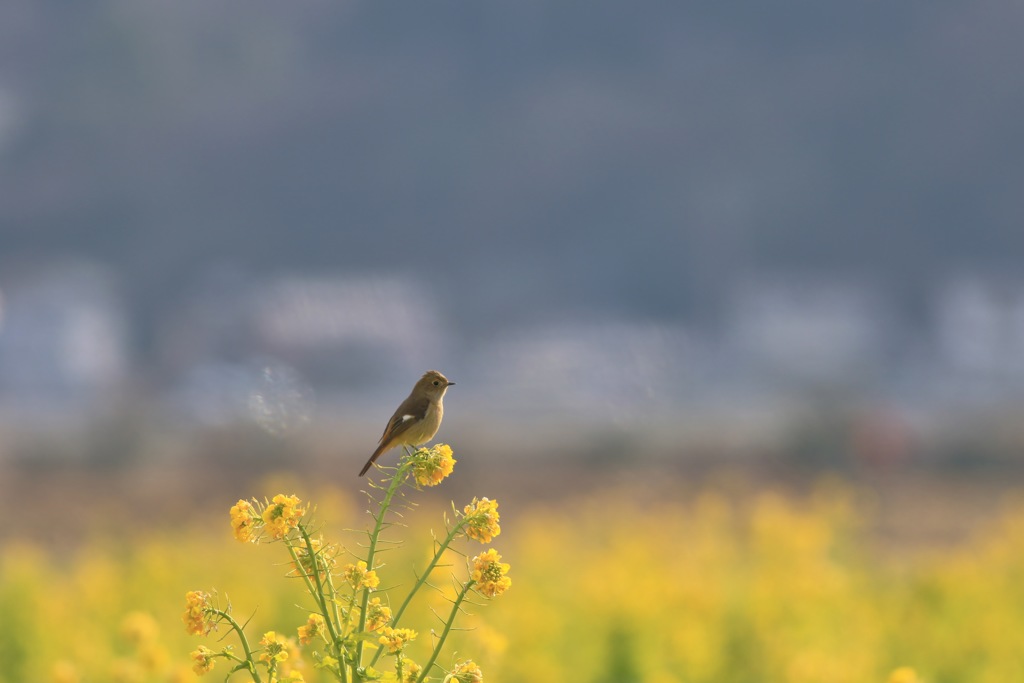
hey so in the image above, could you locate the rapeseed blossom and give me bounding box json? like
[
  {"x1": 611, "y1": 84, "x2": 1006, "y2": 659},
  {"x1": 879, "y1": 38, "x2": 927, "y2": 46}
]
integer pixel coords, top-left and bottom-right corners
[
  {"x1": 262, "y1": 494, "x2": 305, "y2": 539},
  {"x1": 190, "y1": 646, "x2": 216, "y2": 676},
  {"x1": 411, "y1": 444, "x2": 456, "y2": 487},
  {"x1": 463, "y1": 497, "x2": 501, "y2": 543},
  {"x1": 471, "y1": 549, "x2": 511, "y2": 598},
  {"x1": 344, "y1": 560, "x2": 380, "y2": 590},
  {"x1": 378, "y1": 626, "x2": 418, "y2": 654},
  {"x1": 297, "y1": 613, "x2": 327, "y2": 645},
  {"x1": 401, "y1": 659, "x2": 423, "y2": 683},
  {"x1": 446, "y1": 659, "x2": 484, "y2": 682},
  {"x1": 230, "y1": 499, "x2": 260, "y2": 543},
  {"x1": 259, "y1": 631, "x2": 290, "y2": 665},
  {"x1": 365, "y1": 597, "x2": 392, "y2": 632},
  {"x1": 182, "y1": 591, "x2": 215, "y2": 636}
]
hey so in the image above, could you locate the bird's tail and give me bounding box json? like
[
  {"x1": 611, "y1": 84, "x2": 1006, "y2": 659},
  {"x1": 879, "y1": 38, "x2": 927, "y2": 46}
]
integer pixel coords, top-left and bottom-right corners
[{"x1": 358, "y1": 442, "x2": 389, "y2": 477}]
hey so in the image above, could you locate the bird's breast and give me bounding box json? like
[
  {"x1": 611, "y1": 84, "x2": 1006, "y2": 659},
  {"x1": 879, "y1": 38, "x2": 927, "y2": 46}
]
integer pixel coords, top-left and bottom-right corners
[{"x1": 403, "y1": 400, "x2": 443, "y2": 445}]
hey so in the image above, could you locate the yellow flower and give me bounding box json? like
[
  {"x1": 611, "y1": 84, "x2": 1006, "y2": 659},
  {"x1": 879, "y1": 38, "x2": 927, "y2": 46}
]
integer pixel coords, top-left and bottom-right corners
[
  {"x1": 411, "y1": 444, "x2": 456, "y2": 487},
  {"x1": 888, "y1": 667, "x2": 922, "y2": 683},
  {"x1": 262, "y1": 494, "x2": 305, "y2": 539},
  {"x1": 292, "y1": 537, "x2": 337, "y2": 580},
  {"x1": 182, "y1": 591, "x2": 215, "y2": 635},
  {"x1": 378, "y1": 626, "x2": 418, "y2": 654},
  {"x1": 190, "y1": 646, "x2": 216, "y2": 676},
  {"x1": 297, "y1": 613, "x2": 327, "y2": 645},
  {"x1": 446, "y1": 659, "x2": 483, "y2": 683},
  {"x1": 463, "y1": 497, "x2": 501, "y2": 543},
  {"x1": 365, "y1": 597, "x2": 393, "y2": 632},
  {"x1": 230, "y1": 499, "x2": 261, "y2": 543},
  {"x1": 344, "y1": 560, "x2": 380, "y2": 591},
  {"x1": 402, "y1": 659, "x2": 423, "y2": 683},
  {"x1": 471, "y1": 549, "x2": 511, "y2": 598},
  {"x1": 259, "y1": 631, "x2": 290, "y2": 665}
]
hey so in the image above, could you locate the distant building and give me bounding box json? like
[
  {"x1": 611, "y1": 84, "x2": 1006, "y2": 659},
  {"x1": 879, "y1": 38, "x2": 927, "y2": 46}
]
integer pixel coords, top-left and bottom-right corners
[
  {"x1": 934, "y1": 277, "x2": 1024, "y2": 378},
  {"x1": 0, "y1": 262, "x2": 129, "y2": 416},
  {"x1": 472, "y1": 320, "x2": 694, "y2": 422},
  {"x1": 248, "y1": 274, "x2": 446, "y2": 384},
  {"x1": 160, "y1": 271, "x2": 448, "y2": 425},
  {"x1": 726, "y1": 276, "x2": 888, "y2": 384},
  {"x1": 253, "y1": 275, "x2": 437, "y2": 349}
]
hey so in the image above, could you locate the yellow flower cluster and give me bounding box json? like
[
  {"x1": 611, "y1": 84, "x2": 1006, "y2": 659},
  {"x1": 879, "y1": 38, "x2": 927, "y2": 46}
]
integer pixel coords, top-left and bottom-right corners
[
  {"x1": 262, "y1": 494, "x2": 305, "y2": 540},
  {"x1": 411, "y1": 444, "x2": 456, "y2": 487},
  {"x1": 259, "y1": 631, "x2": 290, "y2": 665},
  {"x1": 378, "y1": 626, "x2": 418, "y2": 654},
  {"x1": 297, "y1": 613, "x2": 327, "y2": 645},
  {"x1": 471, "y1": 549, "x2": 511, "y2": 598},
  {"x1": 463, "y1": 497, "x2": 501, "y2": 543},
  {"x1": 229, "y1": 494, "x2": 306, "y2": 543},
  {"x1": 182, "y1": 590, "x2": 215, "y2": 635},
  {"x1": 402, "y1": 660, "x2": 423, "y2": 683},
  {"x1": 25, "y1": 481, "x2": 1024, "y2": 682},
  {"x1": 229, "y1": 499, "x2": 260, "y2": 543},
  {"x1": 344, "y1": 560, "x2": 380, "y2": 591},
  {"x1": 190, "y1": 646, "x2": 216, "y2": 676},
  {"x1": 446, "y1": 659, "x2": 484, "y2": 682},
  {"x1": 365, "y1": 597, "x2": 393, "y2": 632}
]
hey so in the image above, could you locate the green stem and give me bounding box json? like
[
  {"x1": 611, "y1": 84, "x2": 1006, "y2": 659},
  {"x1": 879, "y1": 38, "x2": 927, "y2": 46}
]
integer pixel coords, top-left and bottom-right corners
[
  {"x1": 368, "y1": 519, "x2": 467, "y2": 668},
  {"x1": 286, "y1": 533, "x2": 342, "y2": 647},
  {"x1": 293, "y1": 527, "x2": 353, "y2": 683},
  {"x1": 321, "y1": 570, "x2": 349, "y2": 683},
  {"x1": 286, "y1": 531, "x2": 351, "y2": 683},
  {"x1": 324, "y1": 563, "x2": 346, "y2": 637},
  {"x1": 415, "y1": 581, "x2": 474, "y2": 683},
  {"x1": 353, "y1": 457, "x2": 411, "y2": 680},
  {"x1": 211, "y1": 608, "x2": 263, "y2": 683}
]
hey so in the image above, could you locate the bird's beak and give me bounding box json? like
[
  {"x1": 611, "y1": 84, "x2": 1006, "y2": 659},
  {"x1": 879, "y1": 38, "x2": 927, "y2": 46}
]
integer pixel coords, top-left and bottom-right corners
[{"x1": 447, "y1": 381, "x2": 456, "y2": 386}]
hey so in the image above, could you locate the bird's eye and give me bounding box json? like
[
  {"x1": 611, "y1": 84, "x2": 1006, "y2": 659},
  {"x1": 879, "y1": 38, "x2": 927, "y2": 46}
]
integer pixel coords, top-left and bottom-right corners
[{"x1": 432, "y1": 380, "x2": 440, "y2": 386}]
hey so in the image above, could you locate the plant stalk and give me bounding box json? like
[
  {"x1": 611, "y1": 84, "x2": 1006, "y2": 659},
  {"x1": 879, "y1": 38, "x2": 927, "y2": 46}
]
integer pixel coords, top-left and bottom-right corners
[
  {"x1": 415, "y1": 581, "x2": 474, "y2": 683},
  {"x1": 353, "y1": 457, "x2": 411, "y2": 680}
]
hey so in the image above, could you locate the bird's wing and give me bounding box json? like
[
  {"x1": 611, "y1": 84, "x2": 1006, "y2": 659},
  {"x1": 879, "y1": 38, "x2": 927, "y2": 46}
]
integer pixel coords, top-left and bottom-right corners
[{"x1": 378, "y1": 394, "x2": 432, "y2": 444}]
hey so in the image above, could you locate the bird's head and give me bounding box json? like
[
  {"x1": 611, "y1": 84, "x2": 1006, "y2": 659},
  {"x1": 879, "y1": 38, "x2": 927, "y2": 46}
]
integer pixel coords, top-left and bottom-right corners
[{"x1": 416, "y1": 370, "x2": 454, "y2": 400}]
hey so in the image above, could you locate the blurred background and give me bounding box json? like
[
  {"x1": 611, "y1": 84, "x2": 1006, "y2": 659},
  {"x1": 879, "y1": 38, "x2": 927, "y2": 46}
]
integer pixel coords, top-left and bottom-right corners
[{"x1": 3, "y1": 2, "x2": 1024, "y2": 681}]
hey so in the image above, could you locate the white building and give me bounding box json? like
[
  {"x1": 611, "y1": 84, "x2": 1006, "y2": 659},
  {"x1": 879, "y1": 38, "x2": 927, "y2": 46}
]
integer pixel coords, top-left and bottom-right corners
[
  {"x1": 934, "y1": 276, "x2": 1024, "y2": 378},
  {"x1": 0, "y1": 261, "x2": 129, "y2": 416},
  {"x1": 726, "y1": 276, "x2": 888, "y2": 384}
]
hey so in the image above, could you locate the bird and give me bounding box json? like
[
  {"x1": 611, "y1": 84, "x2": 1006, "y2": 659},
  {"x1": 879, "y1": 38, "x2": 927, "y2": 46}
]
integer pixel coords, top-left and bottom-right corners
[{"x1": 359, "y1": 370, "x2": 454, "y2": 476}]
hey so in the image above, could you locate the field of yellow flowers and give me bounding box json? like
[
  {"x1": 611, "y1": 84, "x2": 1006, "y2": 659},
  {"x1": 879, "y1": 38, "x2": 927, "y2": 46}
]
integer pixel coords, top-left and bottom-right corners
[{"x1": 3, "y1": 464, "x2": 1024, "y2": 683}]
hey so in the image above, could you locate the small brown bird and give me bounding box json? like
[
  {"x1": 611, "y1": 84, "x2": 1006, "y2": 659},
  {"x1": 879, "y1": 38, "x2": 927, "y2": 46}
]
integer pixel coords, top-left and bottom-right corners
[{"x1": 359, "y1": 370, "x2": 454, "y2": 476}]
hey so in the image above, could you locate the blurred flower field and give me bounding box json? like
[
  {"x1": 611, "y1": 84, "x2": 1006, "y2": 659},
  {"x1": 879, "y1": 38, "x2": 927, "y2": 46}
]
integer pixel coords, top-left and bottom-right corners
[{"x1": 3, "y1": 476, "x2": 1024, "y2": 683}]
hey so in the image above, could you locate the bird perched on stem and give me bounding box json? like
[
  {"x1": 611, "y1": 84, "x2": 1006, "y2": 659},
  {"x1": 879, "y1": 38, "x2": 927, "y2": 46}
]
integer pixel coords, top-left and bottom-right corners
[{"x1": 359, "y1": 370, "x2": 454, "y2": 476}]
